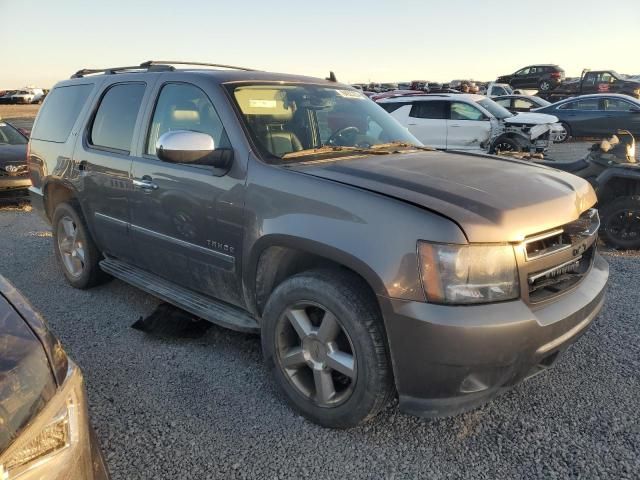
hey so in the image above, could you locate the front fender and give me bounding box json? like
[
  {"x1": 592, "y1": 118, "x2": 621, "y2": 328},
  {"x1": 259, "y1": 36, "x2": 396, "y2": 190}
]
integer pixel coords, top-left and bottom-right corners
[{"x1": 242, "y1": 159, "x2": 467, "y2": 309}]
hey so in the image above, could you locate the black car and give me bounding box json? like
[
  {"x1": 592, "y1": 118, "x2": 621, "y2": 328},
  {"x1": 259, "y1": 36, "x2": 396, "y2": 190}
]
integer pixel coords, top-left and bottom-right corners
[
  {"x1": 497, "y1": 64, "x2": 565, "y2": 92},
  {"x1": 0, "y1": 276, "x2": 109, "y2": 479},
  {"x1": 534, "y1": 94, "x2": 640, "y2": 142},
  {"x1": 0, "y1": 120, "x2": 30, "y2": 197},
  {"x1": 493, "y1": 95, "x2": 551, "y2": 113}
]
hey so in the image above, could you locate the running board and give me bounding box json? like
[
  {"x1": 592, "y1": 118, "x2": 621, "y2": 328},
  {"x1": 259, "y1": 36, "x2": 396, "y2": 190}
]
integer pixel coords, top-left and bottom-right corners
[{"x1": 99, "y1": 258, "x2": 259, "y2": 333}]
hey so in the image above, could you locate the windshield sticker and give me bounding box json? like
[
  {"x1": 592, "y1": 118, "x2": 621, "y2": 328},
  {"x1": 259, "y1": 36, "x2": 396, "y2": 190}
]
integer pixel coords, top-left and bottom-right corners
[
  {"x1": 249, "y1": 99, "x2": 277, "y2": 108},
  {"x1": 335, "y1": 89, "x2": 365, "y2": 99}
]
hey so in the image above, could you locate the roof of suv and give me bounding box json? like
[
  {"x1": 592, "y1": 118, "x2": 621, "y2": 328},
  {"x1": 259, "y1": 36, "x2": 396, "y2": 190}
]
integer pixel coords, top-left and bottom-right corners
[{"x1": 65, "y1": 61, "x2": 344, "y2": 88}]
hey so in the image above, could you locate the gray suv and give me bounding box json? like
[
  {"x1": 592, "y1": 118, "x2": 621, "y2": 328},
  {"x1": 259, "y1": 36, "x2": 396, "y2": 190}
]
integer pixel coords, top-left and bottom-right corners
[{"x1": 27, "y1": 61, "x2": 608, "y2": 428}]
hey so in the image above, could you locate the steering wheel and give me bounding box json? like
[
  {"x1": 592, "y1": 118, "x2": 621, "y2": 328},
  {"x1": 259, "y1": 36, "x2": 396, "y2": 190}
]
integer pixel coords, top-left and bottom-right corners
[{"x1": 327, "y1": 126, "x2": 360, "y2": 146}]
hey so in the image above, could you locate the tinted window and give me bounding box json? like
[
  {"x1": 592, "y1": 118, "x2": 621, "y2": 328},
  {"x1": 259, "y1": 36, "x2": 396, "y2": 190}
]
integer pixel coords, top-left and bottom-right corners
[
  {"x1": 409, "y1": 101, "x2": 447, "y2": 119},
  {"x1": 31, "y1": 84, "x2": 93, "y2": 143},
  {"x1": 90, "y1": 83, "x2": 145, "y2": 152},
  {"x1": 516, "y1": 68, "x2": 530, "y2": 76},
  {"x1": 559, "y1": 99, "x2": 601, "y2": 110},
  {"x1": 146, "y1": 83, "x2": 229, "y2": 156},
  {"x1": 0, "y1": 122, "x2": 27, "y2": 145},
  {"x1": 603, "y1": 98, "x2": 635, "y2": 111}
]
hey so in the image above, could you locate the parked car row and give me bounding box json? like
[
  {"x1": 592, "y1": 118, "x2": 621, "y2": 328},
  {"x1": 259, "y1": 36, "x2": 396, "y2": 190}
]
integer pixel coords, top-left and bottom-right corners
[{"x1": 0, "y1": 88, "x2": 47, "y2": 104}]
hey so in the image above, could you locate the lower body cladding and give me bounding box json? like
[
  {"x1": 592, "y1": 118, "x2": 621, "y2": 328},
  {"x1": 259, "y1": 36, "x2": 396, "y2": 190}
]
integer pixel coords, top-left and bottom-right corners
[
  {"x1": 0, "y1": 176, "x2": 31, "y2": 198},
  {"x1": 379, "y1": 253, "x2": 609, "y2": 418},
  {"x1": 0, "y1": 362, "x2": 109, "y2": 480}
]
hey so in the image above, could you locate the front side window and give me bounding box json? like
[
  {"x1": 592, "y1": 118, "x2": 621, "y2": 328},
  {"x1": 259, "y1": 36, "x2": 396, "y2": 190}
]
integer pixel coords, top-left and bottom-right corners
[
  {"x1": 31, "y1": 84, "x2": 93, "y2": 143},
  {"x1": 475, "y1": 98, "x2": 512, "y2": 120},
  {"x1": 90, "y1": 83, "x2": 145, "y2": 152},
  {"x1": 515, "y1": 68, "x2": 530, "y2": 76},
  {"x1": 146, "y1": 83, "x2": 229, "y2": 156},
  {"x1": 495, "y1": 98, "x2": 511, "y2": 108},
  {"x1": 574, "y1": 99, "x2": 601, "y2": 111},
  {"x1": 229, "y1": 84, "x2": 419, "y2": 162},
  {"x1": 409, "y1": 101, "x2": 447, "y2": 119},
  {"x1": 450, "y1": 102, "x2": 486, "y2": 121}
]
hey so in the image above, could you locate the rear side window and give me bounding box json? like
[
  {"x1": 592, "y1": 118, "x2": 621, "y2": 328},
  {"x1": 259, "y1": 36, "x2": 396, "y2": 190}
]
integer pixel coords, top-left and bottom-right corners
[
  {"x1": 90, "y1": 83, "x2": 145, "y2": 152},
  {"x1": 409, "y1": 101, "x2": 447, "y2": 119},
  {"x1": 31, "y1": 84, "x2": 93, "y2": 143}
]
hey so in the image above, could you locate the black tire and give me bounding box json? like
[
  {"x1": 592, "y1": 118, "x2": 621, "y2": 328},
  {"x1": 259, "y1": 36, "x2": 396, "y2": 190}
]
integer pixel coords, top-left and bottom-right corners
[
  {"x1": 600, "y1": 196, "x2": 640, "y2": 250},
  {"x1": 539, "y1": 79, "x2": 552, "y2": 92},
  {"x1": 556, "y1": 122, "x2": 571, "y2": 143},
  {"x1": 52, "y1": 202, "x2": 109, "y2": 289},
  {"x1": 261, "y1": 269, "x2": 394, "y2": 428},
  {"x1": 490, "y1": 137, "x2": 521, "y2": 154}
]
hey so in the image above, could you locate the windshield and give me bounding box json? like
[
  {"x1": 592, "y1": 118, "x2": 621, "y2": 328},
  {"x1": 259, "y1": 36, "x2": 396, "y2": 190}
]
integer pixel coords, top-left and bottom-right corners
[
  {"x1": 476, "y1": 98, "x2": 513, "y2": 120},
  {"x1": 229, "y1": 83, "x2": 420, "y2": 162},
  {"x1": 0, "y1": 123, "x2": 27, "y2": 145}
]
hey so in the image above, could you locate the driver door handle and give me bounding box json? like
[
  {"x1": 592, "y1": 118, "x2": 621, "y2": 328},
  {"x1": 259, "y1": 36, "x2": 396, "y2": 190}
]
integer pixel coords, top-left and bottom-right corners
[{"x1": 132, "y1": 176, "x2": 158, "y2": 191}]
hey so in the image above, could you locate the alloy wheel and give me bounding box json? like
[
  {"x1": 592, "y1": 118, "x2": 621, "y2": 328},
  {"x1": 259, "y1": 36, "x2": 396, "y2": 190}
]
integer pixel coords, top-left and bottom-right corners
[
  {"x1": 275, "y1": 302, "x2": 357, "y2": 407},
  {"x1": 540, "y1": 81, "x2": 551, "y2": 91},
  {"x1": 57, "y1": 216, "x2": 85, "y2": 277},
  {"x1": 495, "y1": 142, "x2": 516, "y2": 152}
]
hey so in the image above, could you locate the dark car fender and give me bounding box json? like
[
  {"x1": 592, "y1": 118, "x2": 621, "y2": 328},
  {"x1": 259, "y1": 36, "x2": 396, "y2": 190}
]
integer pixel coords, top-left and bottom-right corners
[{"x1": 594, "y1": 166, "x2": 640, "y2": 201}]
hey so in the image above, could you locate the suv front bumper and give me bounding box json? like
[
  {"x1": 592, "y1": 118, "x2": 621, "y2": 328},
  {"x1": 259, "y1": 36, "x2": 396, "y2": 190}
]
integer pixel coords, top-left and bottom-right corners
[{"x1": 379, "y1": 252, "x2": 608, "y2": 418}]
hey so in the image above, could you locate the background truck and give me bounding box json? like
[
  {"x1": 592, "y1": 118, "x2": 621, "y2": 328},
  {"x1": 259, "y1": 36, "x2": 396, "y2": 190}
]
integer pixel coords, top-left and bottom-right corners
[{"x1": 540, "y1": 70, "x2": 640, "y2": 101}]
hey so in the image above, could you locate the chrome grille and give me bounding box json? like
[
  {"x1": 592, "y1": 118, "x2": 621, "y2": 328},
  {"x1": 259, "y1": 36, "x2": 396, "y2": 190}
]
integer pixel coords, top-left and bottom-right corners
[{"x1": 523, "y1": 208, "x2": 599, "y2": 302}]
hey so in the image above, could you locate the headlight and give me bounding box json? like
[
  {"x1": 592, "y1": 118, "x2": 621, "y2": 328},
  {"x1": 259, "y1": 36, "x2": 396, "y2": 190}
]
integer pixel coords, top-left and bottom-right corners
[
  {"x1": 418, "y1": 242, "x2": 519, "y2": 304},
  {"x1": 0, "y1": 367, "x2": 81, "y2": 479}
]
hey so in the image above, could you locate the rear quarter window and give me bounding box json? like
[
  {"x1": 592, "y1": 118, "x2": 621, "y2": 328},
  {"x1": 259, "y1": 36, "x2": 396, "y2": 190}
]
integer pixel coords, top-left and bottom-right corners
[{"x1": 31, "y1": 84, "x2": 93, "y2": 143}]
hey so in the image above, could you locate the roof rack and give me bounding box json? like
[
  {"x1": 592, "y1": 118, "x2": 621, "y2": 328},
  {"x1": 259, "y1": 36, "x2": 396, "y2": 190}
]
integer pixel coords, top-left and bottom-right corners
[
  {"x1": 71, "y1": 60, "x2": 256, "y2": 78},
  {"x1": 140, "y1": 60, "x2": 256, "y2": 72}
]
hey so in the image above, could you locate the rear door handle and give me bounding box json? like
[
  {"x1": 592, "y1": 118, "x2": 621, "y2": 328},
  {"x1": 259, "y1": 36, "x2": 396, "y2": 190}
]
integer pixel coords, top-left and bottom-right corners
[{"x1": 133, "y1": 176, "x2": 158, "y2": 191}]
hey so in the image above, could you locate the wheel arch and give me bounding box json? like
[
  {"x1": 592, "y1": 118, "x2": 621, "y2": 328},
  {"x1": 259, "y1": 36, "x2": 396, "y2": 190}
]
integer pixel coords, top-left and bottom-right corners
[
  {"x1": 245, "y1": 235, "x2": 387, "y2": 318},
  {"x1": 43, "y1": 179, "x2": 81, "y2": 221},
  {"x1": 596, "y1": 170, "x2": 640, "y2": 204}
]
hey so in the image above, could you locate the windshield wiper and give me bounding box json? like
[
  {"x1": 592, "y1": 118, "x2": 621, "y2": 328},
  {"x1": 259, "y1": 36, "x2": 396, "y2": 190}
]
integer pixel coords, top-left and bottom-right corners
[{"x1": 281, "y1": 145, "x2": 390, "y2": 159}]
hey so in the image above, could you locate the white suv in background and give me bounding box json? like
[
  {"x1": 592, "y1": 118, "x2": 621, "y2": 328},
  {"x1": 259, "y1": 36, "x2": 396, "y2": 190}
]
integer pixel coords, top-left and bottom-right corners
[{"x1": 377, "y1": 93, "x2": 562, "y2": 153}]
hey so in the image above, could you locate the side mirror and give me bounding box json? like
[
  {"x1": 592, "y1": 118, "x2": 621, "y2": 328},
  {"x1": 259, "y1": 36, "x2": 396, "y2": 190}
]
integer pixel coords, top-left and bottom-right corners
[{"x1": 156, "y1": 130, "x2": 232, "y2": 169}]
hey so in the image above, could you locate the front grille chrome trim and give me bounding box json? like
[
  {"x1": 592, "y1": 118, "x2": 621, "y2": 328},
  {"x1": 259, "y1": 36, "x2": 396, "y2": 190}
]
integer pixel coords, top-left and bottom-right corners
[{"x1": 528, "y1": 255, "x2": 583, "y2": 284}]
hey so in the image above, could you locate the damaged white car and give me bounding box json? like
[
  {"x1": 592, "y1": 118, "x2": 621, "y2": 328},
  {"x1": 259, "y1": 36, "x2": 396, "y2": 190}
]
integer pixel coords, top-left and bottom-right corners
[{"x1": 377, "y1": 93, "x2": 563, "y2": 154}]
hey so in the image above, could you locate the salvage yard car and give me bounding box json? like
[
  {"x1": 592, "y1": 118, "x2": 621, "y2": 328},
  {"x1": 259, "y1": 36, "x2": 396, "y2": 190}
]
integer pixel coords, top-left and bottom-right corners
[
  {"x1": 497, "y1": 64, "x2": 565, "y2": 92},
  {"x1": 533, "y1": 94, "x2": 640, "y2": 142},
  {"x1": 541, "y1": 70, "x2": 640, "y2": 101},
  {"x1": 0, "y1": 119, "x2": 31, "y2": 198},
  {"x1": 28, "y1": 61, "x2": 608, "y2": 428},
  {"x1": 378, "y1": 93, "x2": 562, "y2": 153},
  {"x1": 0, "y1": 276, "x2": 109, "y2": 479}
]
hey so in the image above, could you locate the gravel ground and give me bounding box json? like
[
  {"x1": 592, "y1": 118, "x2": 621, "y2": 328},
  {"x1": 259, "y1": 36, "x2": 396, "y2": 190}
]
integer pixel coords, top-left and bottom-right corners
[{"x1": 0, "y1": 202, "x2": 638, "y2": 479}]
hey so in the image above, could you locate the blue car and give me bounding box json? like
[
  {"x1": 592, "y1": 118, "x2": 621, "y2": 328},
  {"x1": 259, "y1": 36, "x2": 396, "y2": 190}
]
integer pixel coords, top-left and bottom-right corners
[{"x1": 534, "y1": 94, "x2": 640, "y2": 142}]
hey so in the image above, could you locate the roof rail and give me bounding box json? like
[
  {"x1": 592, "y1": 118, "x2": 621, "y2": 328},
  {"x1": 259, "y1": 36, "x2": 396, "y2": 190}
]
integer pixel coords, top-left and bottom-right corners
[
  {"x1": 71, "y1": 60, "x2": 256, "y2": 79},
  {"x1": 140, "y1": 60, "x2": 257, "y2": 72}
]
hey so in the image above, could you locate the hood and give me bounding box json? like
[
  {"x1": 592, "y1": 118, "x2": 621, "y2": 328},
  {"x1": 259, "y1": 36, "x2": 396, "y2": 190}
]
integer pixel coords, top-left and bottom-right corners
[
  {"x1": 505, "y1": 112, "x2": 559, "y2": 125},
  {"x1": 0, "y1": 144, "x2": 27, "y2": 164},
  {"x1": 289, "y1": 151, "x2": 596, "y2": 243}
]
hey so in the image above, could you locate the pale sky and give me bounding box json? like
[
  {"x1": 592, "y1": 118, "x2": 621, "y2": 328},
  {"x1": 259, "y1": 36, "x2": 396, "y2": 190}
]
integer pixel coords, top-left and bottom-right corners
[{"x1": 3, "y1": 0, "x2": 639, "y2": 88}]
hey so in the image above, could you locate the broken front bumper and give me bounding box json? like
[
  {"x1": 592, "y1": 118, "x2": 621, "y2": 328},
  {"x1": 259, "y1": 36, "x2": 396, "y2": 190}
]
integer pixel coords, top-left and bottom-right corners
[{"x1": 379, "y1": 252, "x2": 608, "y2": 418}]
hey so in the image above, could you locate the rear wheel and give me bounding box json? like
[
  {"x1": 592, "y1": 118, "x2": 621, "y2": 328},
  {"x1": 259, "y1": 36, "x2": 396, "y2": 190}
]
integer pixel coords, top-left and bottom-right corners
[
  {"x1": 600, "y1": 196, "x2": 640, "y2": 249},
  {"x1": 539, "y1": 79, "x2": 552, "y2": 92},
  {"x1": 52, "y1": 202, "x2": 109, "y2": 289},
  {"x1": 261, "y1": 269, "x2": 394, "y2": 428}
]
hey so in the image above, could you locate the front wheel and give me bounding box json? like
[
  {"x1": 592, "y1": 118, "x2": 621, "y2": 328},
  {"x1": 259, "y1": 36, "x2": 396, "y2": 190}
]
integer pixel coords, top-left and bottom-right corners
[
  {"x1": 600, "y1": 196, "x2": 640, "y2": 250},
  {"x1": 556, "y1": 122, "x2": 571, "y2": 143},
  {"x1": 261, "y1": 269, "x2": 394, "y2": 428},
  {"x1": 490, "y1": 136, "x2": 522, "y2": 154}
]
